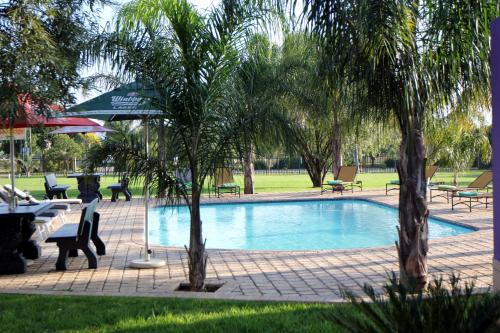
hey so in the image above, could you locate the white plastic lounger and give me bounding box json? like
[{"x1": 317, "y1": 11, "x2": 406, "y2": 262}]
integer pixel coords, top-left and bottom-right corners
[{"x1": 4, "y1": 185, "x2": 82, "y2": 208}]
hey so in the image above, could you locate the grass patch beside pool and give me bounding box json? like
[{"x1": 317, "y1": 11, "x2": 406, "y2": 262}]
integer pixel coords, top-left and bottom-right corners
[
  {"x1": 0, "y1": 169, "x2": 486, "y2": 199},
  {"x1": 0, "y1": 294, "x2": 352, "y2": 333}
]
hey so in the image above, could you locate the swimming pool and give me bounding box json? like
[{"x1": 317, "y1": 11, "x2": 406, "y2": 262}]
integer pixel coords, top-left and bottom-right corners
[{"x1": 149, "y1": 199, "x2": 474, "y2": 251}]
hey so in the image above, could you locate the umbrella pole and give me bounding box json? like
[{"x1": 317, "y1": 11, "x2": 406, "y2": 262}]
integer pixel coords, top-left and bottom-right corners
[
  {"x1": 9, "y1": 127, "x2": 16, "y2": 211},
  {"x1": 129, "y1": 118, "x2": 166, "y2": 269}
]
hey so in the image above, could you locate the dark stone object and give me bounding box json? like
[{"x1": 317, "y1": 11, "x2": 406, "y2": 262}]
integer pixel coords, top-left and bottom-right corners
[
  {"x1": 0, "y1": 203, "x2": 52, "y2": 274},
  {"x1": 46, "y1": 199, "x2": 105, "y2": 270}
]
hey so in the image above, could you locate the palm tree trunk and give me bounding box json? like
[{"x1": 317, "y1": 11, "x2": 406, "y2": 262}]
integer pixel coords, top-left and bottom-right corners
[
  {"x1": 303, "y1": 155, "x2": 323, "y2": 187},
  {"x1": 158, "y1": 120, "x2": 166, "y2": 198},
  {"x1": 396, "y1": 124, "x2": 429, "y2": 291},
  {"x1": 331, "y1": 117, "x2": 342, "y2": 178},
  {"x1": 187, "y1": 168, "x2": 207, "y2": 291},
  {"x1": 243, "y1": 143, "x2": 255, "y2": 194}
]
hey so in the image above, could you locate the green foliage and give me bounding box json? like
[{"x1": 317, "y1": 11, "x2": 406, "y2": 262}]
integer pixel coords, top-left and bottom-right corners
[
  {"x1": 273, "y1": 33, "x2": 334, "y2": 184},
  {"x1": 44, "y1": 134, "x2": 84, "y2": 171},
  {"x1": 328, "y1": 273, "x2": 500, "y2": 333},
  {"x1": 0, "y1": 0, "x2": 100, "y2": 120}
]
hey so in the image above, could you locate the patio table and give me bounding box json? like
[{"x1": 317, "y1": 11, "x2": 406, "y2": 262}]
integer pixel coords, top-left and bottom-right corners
[
  {"x1": 0, "y1": 202, "x2": 53, "y2": 274},
  {"x1": 67, "y1": 173, "x2": 103, "y2": 203}
]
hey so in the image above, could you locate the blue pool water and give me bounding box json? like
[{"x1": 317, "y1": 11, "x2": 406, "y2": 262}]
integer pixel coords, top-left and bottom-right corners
[{"x1": 149, "y1": 199, "x2": 474, "y2": 250}]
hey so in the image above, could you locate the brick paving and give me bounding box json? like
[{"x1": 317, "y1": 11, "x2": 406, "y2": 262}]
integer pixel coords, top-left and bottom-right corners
[{"x1": 0, "y1": 189, "x2": 493, "y2": 302}]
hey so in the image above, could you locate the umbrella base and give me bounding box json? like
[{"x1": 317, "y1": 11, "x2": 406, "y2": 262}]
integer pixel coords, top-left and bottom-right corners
[{"x1": 129, "y1": 258, "x2": 166, "y2": 269}]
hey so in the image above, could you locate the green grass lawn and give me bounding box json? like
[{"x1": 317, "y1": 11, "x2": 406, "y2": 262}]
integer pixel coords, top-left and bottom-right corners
[
  {"x1": 0, "y1": 169, "x2": 486, "y2": 200},
  {"x1": 0, "y1": 294, "x2": 351, "y2": 333}
]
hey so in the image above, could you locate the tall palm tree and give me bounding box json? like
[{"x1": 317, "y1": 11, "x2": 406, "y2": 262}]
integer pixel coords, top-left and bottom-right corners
[
  {"x1": 91, "y1": 0, "x2": 264, "y2": 290},
  {"x1": 301, "y1": 0, "x2": 498, "y2": 290},
  {"x1": 275, "y1": 33, "x2": 334, "y2": 187},
  {"x1": 234, "y1": 34, "x2": 278, "y2": 194}
]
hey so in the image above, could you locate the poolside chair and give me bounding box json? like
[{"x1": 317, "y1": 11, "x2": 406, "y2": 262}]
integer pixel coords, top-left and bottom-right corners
[
  {"x1": 0, "y1": 187, "x2": 60, "y2": 239},
  {"x1": 44, "y1": 173, "x2": 70, "y2": 199},
  {"x1": 211, "y1": 167, "x2": 240, "y2": 198},
  {"x1": 4, "y1": 184, "x2": 82, "y2": 208},
  {"x1": 385, "y1": 165, "x2": 439, "y2": 195},
  {"x1": 430, "y1": 170, "x2": 493, "y2": 203},
  {"x1": 107, "y1": 175, "x2": 132, "y2": 202},
  {"x1": 175, "y1": 169, "x2": 192, "y2": 197},
  {"x1": 451, "y1": 191, "x2": 493, "y2": 212},
  {"x1": 321, "y1": 166, "x2": 363, "y2": 194}
]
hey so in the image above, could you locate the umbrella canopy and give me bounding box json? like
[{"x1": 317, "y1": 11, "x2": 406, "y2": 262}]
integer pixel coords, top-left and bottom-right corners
[
  {"x1": 1, "y1": 97, "x2": 101, "y2": 211},
  {"x1": 0, "y1": 96, "x2": 100, "y2": 129},
  {"x1": 62, "y1": 82, "x2": 163, "y2": 120},
  {"x1": 56, "y1": 82, "x2": 165, "y2": 268},
  {"x1": 49, "y1": 125, "x2": 115, "y2": 135}
]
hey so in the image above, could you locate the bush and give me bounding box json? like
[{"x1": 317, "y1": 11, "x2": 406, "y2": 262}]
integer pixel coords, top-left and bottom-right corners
[
  {"x1": 327, "y1": 273, "x2": 500, "y2": 333},
  {"x1": 254, "y1": 160, "x2": 268, "y2": 170},
  {"x1": 272, "y1": 157, "x2": 303, "y2": 169},
  {"x1": 384, "y1": 158, "x2": 397, "y2": 168}
]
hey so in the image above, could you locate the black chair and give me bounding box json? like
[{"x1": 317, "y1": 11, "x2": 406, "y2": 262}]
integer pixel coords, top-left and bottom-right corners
[
  {"x1": 107, "y1": 175, "x2": 132, "y2": 202},
  {"x1": 44, "y1": 173, "x2": 70, "y2": 199},
  {"x1": 46, "y1": 199, "x2": 105, "y2": 270}
]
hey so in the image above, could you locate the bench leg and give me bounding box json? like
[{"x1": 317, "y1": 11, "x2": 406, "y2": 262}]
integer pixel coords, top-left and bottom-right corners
[
  {"x1": 69, "y1": 249, "x2": 78, "y2": 257},
  {"x1": 124, "y1": 190, "x2": 131, "y2": 201},
  {"x1": 91, "y1": 212, "x2": 106, "y2": 256},
  {"x1": 62, "y1": 191, "x2": 68, "y2": 199},
  {"x1": 55, "y1": 246, "x2": 69, "y2": 271},
  {"x1": 81, "y1": 245, "x2": 97, "y2": 269},
  {"x1": 111, "y1": 191, "x2": 117, "y2": 202}
]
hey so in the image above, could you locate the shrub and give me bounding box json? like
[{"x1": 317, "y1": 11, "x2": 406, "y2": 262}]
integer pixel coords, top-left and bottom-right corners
[{"x1": 327, "y1": 273, "x2": 500, "y2": 333}]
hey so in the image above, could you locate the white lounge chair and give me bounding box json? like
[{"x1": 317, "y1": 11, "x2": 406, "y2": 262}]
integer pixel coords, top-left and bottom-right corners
[{"x1": 4, "y1": 184, "x2": 82, "y2": 208}]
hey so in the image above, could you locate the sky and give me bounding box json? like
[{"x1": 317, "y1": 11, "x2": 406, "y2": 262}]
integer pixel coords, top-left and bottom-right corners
[{"x1": 76, "y1": 0, "x2": 220, "y2": 103}]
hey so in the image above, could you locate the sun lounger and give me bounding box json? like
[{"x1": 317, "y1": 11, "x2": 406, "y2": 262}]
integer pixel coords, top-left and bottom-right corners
[
  {"x1": 386, "y1": 165, "x2": 439, "y2": 195},
  {"x1": 211, "y1": 168, "x2": 240, "y2": 198},
  {"x1": 321, "y1": 166, "x2": 362, "y2": 194},
  {"x1": 429, "y1": 170, "x2": 492, "y2": 203},
  {"x1": 451, "y1": 191, "x2": 493, "y2": 212},
  {"x1": 4, "y1": 184, "x2": 82, "y2": 209},
  {"x1": 0, "y1": 189, "x2": 59, "y2": 239}
]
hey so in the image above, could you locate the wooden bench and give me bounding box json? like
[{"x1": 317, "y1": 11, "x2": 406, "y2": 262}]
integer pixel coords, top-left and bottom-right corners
[
  {"x1": 46, "y1": 199, "x2": 105, "y2": 270},
  {"x1": 107, "y1": 176, "x2": 131, "y2": 202},
  {"x1": 44, "y1": 173, "x2": 70, "y2": 199}
]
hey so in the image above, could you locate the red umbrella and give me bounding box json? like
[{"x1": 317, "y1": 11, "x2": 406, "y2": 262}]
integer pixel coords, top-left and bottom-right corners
[{"x1": 1, "y1": 97, "x2": 101, "y2": 210}]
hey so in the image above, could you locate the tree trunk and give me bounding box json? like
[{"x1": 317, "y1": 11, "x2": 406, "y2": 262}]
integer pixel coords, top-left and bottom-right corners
[
  {"x1": 331, "y1": 117, "x2": 342, "y2": 178},
  {"x1": 243, "y1": 143, "x2": 255, "y2": 194},
  {"x1": 303, "y1": 155, "x2": 323, "y2": 187},
  {"x1": 158, "y1": 120, "x2": 166, "y2": 198},
  {"x1": 453, "y1": 171, "x2": 459, "y2": 186},
  {"x1": 396, "y1": 124, "x2": 429, "y2": 292},
  {"x1": 187, "y1": 171, "x2": 207, "y2": 291}
]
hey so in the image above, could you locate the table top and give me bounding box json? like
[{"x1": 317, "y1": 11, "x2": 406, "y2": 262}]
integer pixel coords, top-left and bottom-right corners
[
  {"x1": 0, "y1": 202, "x2": 54, "y2": 218},
  {"x1": 67, "y1": 173, "x2": 103, "y2": 178}
]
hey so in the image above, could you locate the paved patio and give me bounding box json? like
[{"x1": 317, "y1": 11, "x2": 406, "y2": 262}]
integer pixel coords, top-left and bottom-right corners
[{"x1": 0, "y1": 189, "x2": 493, "y2": 302}]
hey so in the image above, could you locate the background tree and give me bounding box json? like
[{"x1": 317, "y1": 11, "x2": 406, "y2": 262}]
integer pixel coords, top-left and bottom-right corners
[
  {"x1": 234, "y1": 33, "x2": 278, "y2": 194},
  {"x1": 301, "y1": 0, "x2": 498, "y2": 290},
  {"x1": 275, "y1": 33, "x2": 333, "y2": 186}
]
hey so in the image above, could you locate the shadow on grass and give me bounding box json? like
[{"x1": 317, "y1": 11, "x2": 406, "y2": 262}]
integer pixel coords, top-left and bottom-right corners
[{"x1": 0, "y1": 294, "x2": 354, "y2": 333}]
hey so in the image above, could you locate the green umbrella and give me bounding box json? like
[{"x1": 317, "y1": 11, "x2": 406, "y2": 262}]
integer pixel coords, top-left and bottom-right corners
[{"x1": 55, "y1": 82, "x2": 165, "y2": 268}]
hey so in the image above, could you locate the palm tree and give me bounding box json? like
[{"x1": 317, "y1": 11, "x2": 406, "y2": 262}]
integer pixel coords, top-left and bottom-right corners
[
  {"x1": 234, "y1": 34, "x2": 278, "y2": 194},
  {"x1": 91, "y1": 0, "x2": 264, "y2": 290},
  {"x1": 275, "y1": 33, "x2": 334, "y2": 187},
  {"x1": 301, "y1": 0, "x2": 498, "y2": 290}
]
